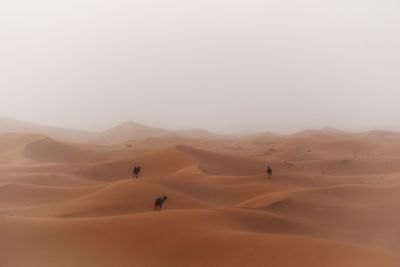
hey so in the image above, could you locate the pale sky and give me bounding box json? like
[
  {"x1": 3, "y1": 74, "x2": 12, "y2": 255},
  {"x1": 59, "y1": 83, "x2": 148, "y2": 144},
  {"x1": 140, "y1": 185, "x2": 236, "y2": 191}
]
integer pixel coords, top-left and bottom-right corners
[{"x1": 0, "y1": 0, "x2": 399, "y2": 134}]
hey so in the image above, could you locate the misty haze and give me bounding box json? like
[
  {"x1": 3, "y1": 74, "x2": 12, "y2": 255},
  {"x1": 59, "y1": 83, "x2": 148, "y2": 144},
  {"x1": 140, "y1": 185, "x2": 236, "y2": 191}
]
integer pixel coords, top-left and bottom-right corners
[{"x1": 0, "y1": 0, "x2": 400, "y2": 266}]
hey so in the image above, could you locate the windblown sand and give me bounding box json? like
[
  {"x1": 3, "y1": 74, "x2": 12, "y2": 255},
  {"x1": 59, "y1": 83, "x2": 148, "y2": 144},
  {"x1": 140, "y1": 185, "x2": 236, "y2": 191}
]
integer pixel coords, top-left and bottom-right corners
[{"x1": 0, "y1": 130, "x2": 400, "y2": 266}]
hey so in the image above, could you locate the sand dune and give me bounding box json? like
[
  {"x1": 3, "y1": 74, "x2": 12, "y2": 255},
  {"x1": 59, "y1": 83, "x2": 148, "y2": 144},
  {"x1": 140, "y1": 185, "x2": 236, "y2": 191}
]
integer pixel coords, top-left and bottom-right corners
[
  {"x1": 0, "y1": 116, "x2": 97, "y2": 143},
  {"x1": 177, "y1": 145, "x2": 266, "y2": 175},
  {"x1": 24, "y1": 138, "x2": 100, "y2": 163},
  {"x1": 0, "y1": 128, "x2": 400, "y2": 266},
  {"x1": 0, "y1": 211, "x2": 399, "y2": 267},
  {"x1": 0, "y1": 182, "x2": 101, "y2": 209},
  {"x1": 8, "y1": 180, "x2": 211, "y2": 218},
  {"x1": 0, "y1": 117, "x2": 220, "y2": 145},
  {"x1": 99, "y1": 121, "x2": 171, "y2": 144}
]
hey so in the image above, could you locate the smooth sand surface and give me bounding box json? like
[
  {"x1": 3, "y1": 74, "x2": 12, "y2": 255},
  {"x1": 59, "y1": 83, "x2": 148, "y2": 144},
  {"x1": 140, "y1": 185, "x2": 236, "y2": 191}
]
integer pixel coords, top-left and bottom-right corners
[{"x1": 0, "y1": 130, "x2": 400, "y2": 266}]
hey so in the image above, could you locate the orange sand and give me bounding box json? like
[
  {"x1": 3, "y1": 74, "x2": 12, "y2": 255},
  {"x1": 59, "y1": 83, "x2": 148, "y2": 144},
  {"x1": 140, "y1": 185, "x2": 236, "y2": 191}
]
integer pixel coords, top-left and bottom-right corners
[{"x1": 0, "y1": 123, "x2": 400, "y2": 266}]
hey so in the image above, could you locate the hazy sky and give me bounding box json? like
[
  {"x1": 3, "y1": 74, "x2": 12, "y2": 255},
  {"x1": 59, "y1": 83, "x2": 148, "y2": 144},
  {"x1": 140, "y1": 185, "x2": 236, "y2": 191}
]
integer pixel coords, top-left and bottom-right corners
[{"x1": 0, "y1": 0, "x2": 399, "y2": 134}]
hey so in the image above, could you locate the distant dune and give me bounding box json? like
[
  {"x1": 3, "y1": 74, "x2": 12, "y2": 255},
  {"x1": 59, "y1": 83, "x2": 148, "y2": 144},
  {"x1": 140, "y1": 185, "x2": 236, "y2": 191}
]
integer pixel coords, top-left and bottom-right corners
[
  {"x1": 98, "y1": 121, "x2": 171, "y2": 144},
  {"x1": 0, "y1": 116, "x2": 223, "y2": 144},
  {"x1": 0, "y1": 120, "x2": 400, "y2": 266},
  {"x1": 0, "y1": 116, "x2": 97, "y2": 143}
]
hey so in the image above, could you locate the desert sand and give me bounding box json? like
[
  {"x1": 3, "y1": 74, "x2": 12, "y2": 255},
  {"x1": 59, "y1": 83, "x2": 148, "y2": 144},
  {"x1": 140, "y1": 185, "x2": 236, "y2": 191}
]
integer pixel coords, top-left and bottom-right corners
[{"x1": 0, "y1": 120, "x2": 400, "y2": 266}]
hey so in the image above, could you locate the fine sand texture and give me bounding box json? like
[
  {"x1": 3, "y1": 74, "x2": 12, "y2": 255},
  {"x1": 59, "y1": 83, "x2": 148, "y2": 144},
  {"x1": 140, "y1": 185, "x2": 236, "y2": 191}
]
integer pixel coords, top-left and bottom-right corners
[{"x1": 0, "y1": 128, "x2": 400, "y2": 267}]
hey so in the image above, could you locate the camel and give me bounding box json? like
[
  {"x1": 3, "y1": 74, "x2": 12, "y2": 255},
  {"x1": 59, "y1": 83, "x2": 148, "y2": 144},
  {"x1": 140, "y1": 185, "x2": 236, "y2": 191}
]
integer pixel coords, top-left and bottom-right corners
[
  {"x1": 266, "y1": 166, "x2": 272, "y2": 178},
  {"x1": 154, "y1": 196, "x2": 168, "y2": 211},
  {"x1": 132, "y1": 166, "x2": 141, "y2": 178}
]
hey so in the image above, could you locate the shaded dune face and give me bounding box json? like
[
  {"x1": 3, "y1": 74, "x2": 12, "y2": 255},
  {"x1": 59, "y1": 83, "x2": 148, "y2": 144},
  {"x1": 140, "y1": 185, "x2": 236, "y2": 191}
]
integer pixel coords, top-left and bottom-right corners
[
  {"x1": 24, "y1": 138, "x2": 97, "y2": 163},
  {"x1": 176, "y1": 145, "x2": 266, "y2": 176},
  {"x1": 0, "y1": 131, "x2": 400, "y2": 266}
]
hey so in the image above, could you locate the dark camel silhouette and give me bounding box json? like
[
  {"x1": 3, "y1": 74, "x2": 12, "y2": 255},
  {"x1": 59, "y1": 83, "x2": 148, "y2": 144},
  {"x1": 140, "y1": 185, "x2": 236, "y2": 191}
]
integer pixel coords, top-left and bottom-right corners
[
  {"x1": 266, "y1": 166, "x2": 272, "y2": 178},
  {"x1": 154, "y1": 196, "x2": 168, "y2": 211},
  {"x1": 132, "y1": 166, "x2": 141, "y2": 178}
]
